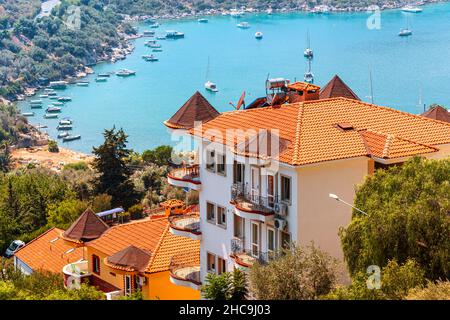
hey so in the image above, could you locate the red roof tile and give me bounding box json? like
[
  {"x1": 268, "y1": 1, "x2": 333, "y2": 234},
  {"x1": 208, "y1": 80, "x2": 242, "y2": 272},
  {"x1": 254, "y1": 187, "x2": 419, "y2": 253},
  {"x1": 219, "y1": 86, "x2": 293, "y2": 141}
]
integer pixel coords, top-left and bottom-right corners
[
  {"x1": 421, "y1": 105, "x2": 450, "y2": 123},
  {"x1": 63, "y1": 208, "x2": 109, "y2": 243},
  {"x1": 320, "y1": 75, "x2": 360, "y2": 100}
]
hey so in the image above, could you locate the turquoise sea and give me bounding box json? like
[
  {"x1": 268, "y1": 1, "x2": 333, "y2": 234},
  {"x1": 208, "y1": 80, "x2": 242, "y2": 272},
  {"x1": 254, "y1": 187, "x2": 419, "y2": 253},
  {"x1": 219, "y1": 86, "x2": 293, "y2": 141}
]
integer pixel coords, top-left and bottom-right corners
[{"x1": 19, "y1": 3, "x2": 450, "y2": 153}]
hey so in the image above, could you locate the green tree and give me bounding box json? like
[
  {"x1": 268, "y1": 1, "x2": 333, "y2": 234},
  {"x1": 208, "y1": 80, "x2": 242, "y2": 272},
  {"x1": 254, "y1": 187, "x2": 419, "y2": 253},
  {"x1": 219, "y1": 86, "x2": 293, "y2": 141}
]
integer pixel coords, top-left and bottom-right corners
[
  {"x1": 46, "y1": 199, "x2": 88, "y2": 229},
  {"x1": 92, "y1": 127, "x2": 141, "y2": 209},
  {"x1": 0, "y1": 142, "x2": 12, "y2": 173},
  {"x1": 340, "y1": 157, "x2": 450, "y2": 281},
  {"x1": 323, "y1": 259, "x2": 425, "y2": 300},
  {"x1": 249, "y1": 244, "x2": 338, "y2": 300},
  {"x1": 48, "y1": 140, "x2": 59, "y2": 153},
  {"x1": 141, "y1": 145, "x2": 173, "y2": 166},
  {"x1": 201, "y1": 268, "x2": 248, "y2": 300}
]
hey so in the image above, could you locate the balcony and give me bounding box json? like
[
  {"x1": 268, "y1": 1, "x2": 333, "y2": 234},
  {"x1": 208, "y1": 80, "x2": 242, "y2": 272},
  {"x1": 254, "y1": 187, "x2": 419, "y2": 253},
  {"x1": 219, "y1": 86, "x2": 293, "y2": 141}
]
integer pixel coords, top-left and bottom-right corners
[
  {"x1": 167, "y1": 165, "x2": 201, "y2": 191},
  {"x1": 62, "y1": 260, "x2": 91, "y2": 289},
  {"x1": 169, "y1": 213, "x2": 202, "y2": 240},
  {"x1": 230, "y1": 184, "x2": 275, "y2": 223},
  {"x1": 229, "y1": 238, "x2": 270, "y2": 269},
  {"x1": 169, "y1": 255, "x2": 202, "y2": 291}
]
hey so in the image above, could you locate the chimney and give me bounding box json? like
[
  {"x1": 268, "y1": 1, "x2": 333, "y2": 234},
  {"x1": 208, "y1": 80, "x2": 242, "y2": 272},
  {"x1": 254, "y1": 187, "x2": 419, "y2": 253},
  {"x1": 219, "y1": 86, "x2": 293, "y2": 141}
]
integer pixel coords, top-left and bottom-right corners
[{"x1": 286, "y1": 81, "x2": 320, "y2": 103}]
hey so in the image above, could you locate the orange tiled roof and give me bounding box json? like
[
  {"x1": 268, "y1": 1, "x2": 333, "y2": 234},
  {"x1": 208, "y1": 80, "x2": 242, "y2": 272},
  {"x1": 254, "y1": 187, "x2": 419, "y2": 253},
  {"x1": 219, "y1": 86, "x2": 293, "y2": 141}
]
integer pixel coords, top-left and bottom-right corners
[
  {"x1": 421, "y1": 105, "x2": 450, "y2": 123},
  {"x1": 14, "y1": 228, "x2": 84, "y2": 273},
  {"x1": 190, "y1": 97, "x2": 450, "y2": 165},
  {"x1": 160, "y1": 199, "x2": 184, "y2": 208},
  {"x1": 86, "y1": 217, "x2": 199, "y2": 274},
  {"x1": 320, "y1": 75, "x2": 360, "y2": 100}
]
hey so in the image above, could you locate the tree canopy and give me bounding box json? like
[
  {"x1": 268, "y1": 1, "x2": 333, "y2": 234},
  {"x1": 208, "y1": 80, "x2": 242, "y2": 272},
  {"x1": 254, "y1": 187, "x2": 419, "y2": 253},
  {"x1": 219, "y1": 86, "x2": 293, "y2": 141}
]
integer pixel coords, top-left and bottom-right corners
[{"x1": 340, "y1": 157, "x2": 450, "y2": 281}]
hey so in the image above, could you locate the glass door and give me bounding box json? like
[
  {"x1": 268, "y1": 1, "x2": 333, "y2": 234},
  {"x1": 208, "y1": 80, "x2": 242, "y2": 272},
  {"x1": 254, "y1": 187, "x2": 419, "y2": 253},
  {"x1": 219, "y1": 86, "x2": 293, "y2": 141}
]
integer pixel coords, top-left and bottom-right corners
[
  {"x1": 251, "y1": 167, "x2": 260, "y2": 202},
  {"x1": 251, "y1": 222, "x2": 260, "y2": 257},
  {"x1": 267, "y1": 174, "x2": 275, "y2": 208}
]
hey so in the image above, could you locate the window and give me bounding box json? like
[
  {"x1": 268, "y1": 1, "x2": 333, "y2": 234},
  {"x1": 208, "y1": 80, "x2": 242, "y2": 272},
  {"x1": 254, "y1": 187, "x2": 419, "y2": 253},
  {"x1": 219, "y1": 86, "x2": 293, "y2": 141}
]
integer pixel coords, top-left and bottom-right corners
[
  {"x1": 267, "y1": 228, "x2": 276, "y2": 253},
  {"x1": 280, "y1": 231, "x2": 291, "y2": 250},
  {"x1": 217, "y1": 206, "x2": 226, "y2": 228},
  {"x1": 92, "y1": 255, "x2": 100, "y2": 274},
  {"x1": 233, "y1": 215, "x2": 244, "y2": 239},
  {"x1": 217, "y1": 257, "x2": 226, "y2": 275},
  {"x1": 207, "y1": 253, "x2": 216, "y2": 273},
  {"x1": 267, "y1": 174, "x2": 276, "y2": 208},
  {"x1": 124, "y1": 275, "x2": 132, "y2": 296},
  {"x1": 281, "y1": 175, "x2": 291, "y2": 203},
  {"x1": 233, "y1": 161, "x2": 245, "y2": 184},
  {"x1": 206, "y1": 149, "x2": 215, "y2": 171},
  {"x1": 207, "y1": 202, "x2": 215, "y2": 223},
  {"x1": 251, "y1": 222, "x2": 260, "y2": 257},
  {"x1": 217, "y1": 153, "x2": 226, "y2": 175}
]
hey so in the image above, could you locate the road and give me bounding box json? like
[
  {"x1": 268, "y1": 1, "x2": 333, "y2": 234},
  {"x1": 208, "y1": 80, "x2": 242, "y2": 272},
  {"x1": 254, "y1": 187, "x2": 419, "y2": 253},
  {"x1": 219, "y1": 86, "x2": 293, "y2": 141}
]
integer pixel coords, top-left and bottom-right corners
[{"x1": 36, "y1": 0, "x2": 61, "y2": 18}]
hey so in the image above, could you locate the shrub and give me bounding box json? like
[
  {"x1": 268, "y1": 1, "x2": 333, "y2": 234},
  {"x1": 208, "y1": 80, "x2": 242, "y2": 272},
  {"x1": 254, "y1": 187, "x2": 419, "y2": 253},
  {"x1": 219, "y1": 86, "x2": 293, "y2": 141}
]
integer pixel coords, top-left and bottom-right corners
[{"x1": 48, "y1": 140, "x2": 59, "y2": 153}]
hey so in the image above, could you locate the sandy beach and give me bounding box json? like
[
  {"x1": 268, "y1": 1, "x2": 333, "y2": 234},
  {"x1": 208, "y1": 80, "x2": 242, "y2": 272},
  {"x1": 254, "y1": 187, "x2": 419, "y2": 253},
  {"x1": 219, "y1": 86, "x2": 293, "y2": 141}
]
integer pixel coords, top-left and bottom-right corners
[{"x1": 12, "y1": 145, "x2": 93, "y2": 172}]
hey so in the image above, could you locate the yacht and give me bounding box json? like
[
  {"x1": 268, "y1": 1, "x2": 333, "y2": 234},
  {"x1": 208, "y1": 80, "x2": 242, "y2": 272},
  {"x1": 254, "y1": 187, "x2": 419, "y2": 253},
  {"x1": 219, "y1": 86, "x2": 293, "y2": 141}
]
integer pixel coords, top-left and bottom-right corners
[
  {"x1": 116, "y1": 69, "x2": 136, "y2": 77},
  {"x1": 46, "y1": 107, "x2": 62, "y2": 113},
  {"x1": 205, "y1": 80, "x2": 218, "y2": 92},
  {"x1": 142, "y1": 54, "x2": 159, "y2": 62},
  {"x1": 58, "y1": 132, "x2": 70, "y2": 139},
  {"x1": 399, "y1": 28, "x2": 413, "y2": 37},
  {"x1": 150, "y1": 22, "x2": 160, "y2": 28},
  {"x1": 237, "y1": 22, "x2": 250, "y2": 29},
  {"x1": 198, "y1": 18, "x2": 208, "y2": 23},
  {"x1": 59, "y1": 119, "x2": 72, "y2": 125},
  {"x1": 255, "y1": 31, "x2": 263, "y2": 39},
  {"x1": 401, "y1": 6, "x2": 423, "y2": 13},
  {"x1": 166, "y1": 30, "x2": 185, "y2": 39},
  {"x1": 304, "y1": 71, "x2": 314, "y2": 84},
  {"x1": 304, "y1": 31, "x2": 314, "y2": 59}
]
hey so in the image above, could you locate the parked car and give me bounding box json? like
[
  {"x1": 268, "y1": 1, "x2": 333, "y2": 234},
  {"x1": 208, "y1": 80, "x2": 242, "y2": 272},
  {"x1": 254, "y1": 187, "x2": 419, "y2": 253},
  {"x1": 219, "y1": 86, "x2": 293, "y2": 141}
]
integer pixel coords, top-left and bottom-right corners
[{"x1": 4, "y1": 240, "x2": 25, "y2": 258}]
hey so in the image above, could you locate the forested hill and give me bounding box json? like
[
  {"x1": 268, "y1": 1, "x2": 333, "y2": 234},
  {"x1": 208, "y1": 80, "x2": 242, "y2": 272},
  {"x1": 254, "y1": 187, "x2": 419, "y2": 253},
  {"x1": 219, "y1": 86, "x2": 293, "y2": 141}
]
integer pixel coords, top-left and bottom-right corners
[{"x1": 0, "y1": 0, "x2": 135, "y2": 100}]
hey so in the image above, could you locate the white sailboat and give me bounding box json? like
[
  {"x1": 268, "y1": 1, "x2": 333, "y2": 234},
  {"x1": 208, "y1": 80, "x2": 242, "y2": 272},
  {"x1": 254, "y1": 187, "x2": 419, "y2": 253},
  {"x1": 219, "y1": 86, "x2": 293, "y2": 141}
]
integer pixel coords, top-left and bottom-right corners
[
  {"x1": 204, "y1": 57, "x2": 218, "y2": 92},
  {"x1": 304, "y1": 30, "x2": 314, "y2": 59},
  {"x1": 399, "y1": 15, "x2": 412, "y2": 37},
  {"x1": 304, "y1": 59, "x2": 314, "y2": 84}
]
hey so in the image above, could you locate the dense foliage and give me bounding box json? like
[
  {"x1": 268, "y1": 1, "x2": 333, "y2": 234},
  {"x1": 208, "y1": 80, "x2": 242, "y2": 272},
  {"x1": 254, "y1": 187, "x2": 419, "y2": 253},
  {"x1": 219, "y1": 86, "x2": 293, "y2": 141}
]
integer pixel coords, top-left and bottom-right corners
[
  {"x1": 249, "y1": 244, "x2": 338, "y2": 300},
  {"x1": 0, "y1": 0, "x2": 132, "y2": 99},
  {"x1": 340, "y1": 157, "x2": 450, "y2": 281},
  {"x1": 201, "y1": 268, "x2": 247, "y2": 300}
]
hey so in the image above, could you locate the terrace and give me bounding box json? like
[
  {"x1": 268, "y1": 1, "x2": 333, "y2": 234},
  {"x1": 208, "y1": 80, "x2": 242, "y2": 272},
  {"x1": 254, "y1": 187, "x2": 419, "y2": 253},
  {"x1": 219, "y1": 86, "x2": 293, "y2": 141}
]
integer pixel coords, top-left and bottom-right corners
[{"x1": 167, "y1": 165, "x2": 202, "y2": 190}]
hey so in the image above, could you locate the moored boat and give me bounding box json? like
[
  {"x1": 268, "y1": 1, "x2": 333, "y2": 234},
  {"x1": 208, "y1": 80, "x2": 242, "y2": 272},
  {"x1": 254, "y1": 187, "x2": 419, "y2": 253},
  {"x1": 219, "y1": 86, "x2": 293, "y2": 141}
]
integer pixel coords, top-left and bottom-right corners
[
  {"x1": 98, "y1": 73, "x2": 111, "y2": 77},
  {"x1": 152, "y1": 48, "x2": 163, "y2": 52},
  {"x1": 76, "y1": 81, "x2": 89, "y2": 86},
  {"x1": 49, "y1": 81, "x2": 67, "y2": 89},
  {"x1": 142, "y1": 54, "x2": 159, "y2": 62},
  {"x1": 59, "y1": 119, "x2": 72, "y2": 125},
  {"x1": 143, "y1": 30, "x2": 155, "y2": 37},
  {"x1": 30, "y1": 104, "x2": 43, "y2": 109},
  {"x1": 150, "y1": 23, "x2": 160, "y2": 28},
  {"x1": 399, "y1": 28, "x2": 412, "y2": 37},
  {"x1": 166, "y1": 30, "x2": 185, "y2": 39},
  {"x1": 95, "y1": 77, "x2": 108, "y2": 82},
  {"x1": 57, "y1": 125, "x2": 73, "y2": 131},
  {"x1": 237, "y1": 22, "x2": 250, "y2": 29},
  {"x1": 58, "y1": 97, "x2": 72, "y2": 102},
  {"x1": 63, "y1": 135, "x2": 81, "y2": 142},
  {"x1": 205, "y1": 80, "x2": 218, "y2": 92},
  {"x1": 30, "y1": 100, "x2": 43, "y2": 105},
  {"x1": 22, "y1": 112, "x2": 35, "y2": 117},
  {"x1": 255, "y1": 31, "x2": 263, "y2": 39},
  {"x1": 57, "y1": 132, "x2": 70, "y2": 139},
  {"x1": 401, "y1": 6, "x2": 423, "y2": 13},
  {"x1": 39, "y1": 94, "x2": 49, "y2": 98},
  {"x1": 116, "y1": 69, "x2": 136, "y2": 77},
  {"x1": 44, "y1": 113, "x2": 58, "y2": 119},
  {"x1": 198, "y1": 18, "x2": 208, "y2": 23},
  {"x1": 52, "y1": 102, "x2": 64, "y2": 106},
  {"x1": 46, "y1": 107, "x2": 62, "y2": 113}
]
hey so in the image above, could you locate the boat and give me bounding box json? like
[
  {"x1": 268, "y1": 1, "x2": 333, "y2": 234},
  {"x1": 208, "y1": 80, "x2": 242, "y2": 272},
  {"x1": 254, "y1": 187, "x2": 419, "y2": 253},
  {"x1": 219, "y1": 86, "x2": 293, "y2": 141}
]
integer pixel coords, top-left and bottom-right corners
[
  {"x1": 21, "y1": 112, "x2": 35, "y2": 117},
  {"x1": 98, "y1": 73, "x2": 111, "y2": 77},
  {"x1": 255, "y1": 31, "x2": 263, "y2": 39},
  {"x1": 116, "y1": 69, "x2": 136, "y2": 77},
  {"x1": 36, "y1": 125, "x2": 47, "y2": 129},
  {"x1": 57, "y1": 132, "x2": 70, "y2": 139},
  {"x1": 401, "y1": 6, "x2": 423, "y2": 13},
  {"x1": 198, "y1": 18, "x2": 208, "y2": 23},
  {"x1": 46, "y1": 107, "x2": 62, "y2": 113},
  {"x1": 57, "y1": 125, "x2": 73, "y2": 131},
  {"x1": 156, "y1": 35, "x2": 167, "y2": 40},
  {"x1": 304, "y1": 71, "x2": 314, "y2": 84},
  {"x1": 30, "y1": 103, "x2": 43, "y2": 109},
  {"x1": 266, "y1": 7, "x2": 273, "y2": 15},
  {"x1": 52, "y1": 102, "x2": 64, "y2": 106},
  {"x1": 399, "y1": 28, "x2": 413, "y2": 36},
  {"x1": 95, "y1": 77, "x2": 108, "y2": 82},
  {"x1": 145, "y1": 40, "x2": 157, "y2": 46},
  {"x1": 59, "y1": 119, "x2": 72, "y2": 125},
  {"x1": 166, "y1": 30, "x2": 185, "y2": 39},
  {"x1": 63, "y1": 135, "x2": 81, "y2": 142},
  {"x1": 76, "y1": 81, "x2": 89, "y2": 86},
  {"x1": 148, "y1": 43, "x2": 162, "y2": 48},
  {"x1": 204, "y1": 57, "x2": 218, "y2": 93},
  {"x1": 150, "y1": 22, "x2": 160, "y2": 28},
  {"x1": 44, "y1": 113, "x2": 58, "y2": 119},
  {"x1": 49, "y1": 96, "x2": 59, "y2": 100},
  {"x1": 48, "y1": 81, "x2": 67, "y2": 89},
  {"x1": 152, "y1": 48, "x2": 163, "y2": 52},
  {"x1": 58, "y1": 97, "x2": 72, "y2": 102},
  {"x1": 304, "y1": 30, "x2": 314, "y2": 59},
  {"x1": 237, "y1": 22, "x2": 250, "y2": 29},
  {"x1": 143, "y1": 30, "x2": 155, "y2": 37},
  {"x1": 30, "y1": 99, "x2": 43, "y2": 105},
  {"x1": 39, "y1": 94, "x2": 49, "y2": 98},
  {"x1": 142, "y1": 55, "x2": 159, "y2": 62},
  {"x1": 44, "y1": 88, "x2": 55, "y2": 93}
]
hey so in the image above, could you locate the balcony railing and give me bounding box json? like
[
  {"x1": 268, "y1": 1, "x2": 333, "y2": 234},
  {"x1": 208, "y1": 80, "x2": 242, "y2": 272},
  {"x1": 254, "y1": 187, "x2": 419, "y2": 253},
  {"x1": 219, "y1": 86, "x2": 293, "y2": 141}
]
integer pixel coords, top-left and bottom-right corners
[
  {"x1": 169, "y1": 213, "x2": 201, "y2": 240},
  {"x1": 169, "y1": 254, "x2": 201, "y2": 289},
  {"x1": 231, "y1": 183, "x2": 276, "y2": 215},
  {"x1": 62, "y1": 260, "x2": 91, "y2": 289},
  {"x1": 168, "y1": 165, "x2": 200, "y2": 183},
  {"x1": 230, "y1": 238, "x2": 277, "y2": 268}
]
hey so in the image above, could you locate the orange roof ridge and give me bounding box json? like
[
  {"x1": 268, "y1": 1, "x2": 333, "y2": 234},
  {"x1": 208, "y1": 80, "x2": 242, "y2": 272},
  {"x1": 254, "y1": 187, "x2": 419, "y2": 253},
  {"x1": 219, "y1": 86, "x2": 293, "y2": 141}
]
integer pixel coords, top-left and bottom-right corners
[
  {"x1": 292, "y1": 104, "x2": 305, "y2": 165},
  {"x1": 382, "y1": 134, "x2": 394, "y2": 158}
]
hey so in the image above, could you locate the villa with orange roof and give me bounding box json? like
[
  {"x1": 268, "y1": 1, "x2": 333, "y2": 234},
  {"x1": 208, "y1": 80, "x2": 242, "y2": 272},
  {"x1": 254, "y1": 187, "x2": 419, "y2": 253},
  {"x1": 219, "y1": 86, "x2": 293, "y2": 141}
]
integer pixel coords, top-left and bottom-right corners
[
  {"x1": 14, "y1": 203, "x2": 201, "y2": 300},
  {"x1": 163, "y1": 76, "x2": 450, "y2": 286}
]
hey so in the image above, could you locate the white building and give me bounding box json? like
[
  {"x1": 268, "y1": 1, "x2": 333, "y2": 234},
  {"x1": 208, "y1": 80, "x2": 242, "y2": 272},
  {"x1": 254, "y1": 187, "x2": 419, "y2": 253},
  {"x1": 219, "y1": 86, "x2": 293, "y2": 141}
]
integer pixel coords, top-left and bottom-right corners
[{"x1": 164, "y1": 80, "x2": 450, "y2": 289}]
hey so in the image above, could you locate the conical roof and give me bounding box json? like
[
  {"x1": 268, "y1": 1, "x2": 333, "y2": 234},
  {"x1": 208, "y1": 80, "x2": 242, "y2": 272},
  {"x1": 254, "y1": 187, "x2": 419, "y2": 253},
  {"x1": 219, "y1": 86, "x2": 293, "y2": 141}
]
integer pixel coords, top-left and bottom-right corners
[
  {"x1": 164, "y1": 91, "x2": 220, "y2": 129},
  {"x1": 106, "y1": 245, "x2": 151, "y2": 272},
  {"x1": 421, "y1": 105, "x2": 450, "y2": 123},
  {"x1": 63, "y1": 208, "x2": 109, "y2": 242},
  {"x1": 320, "y1": 75, "x2": 360, "y2": 100}
]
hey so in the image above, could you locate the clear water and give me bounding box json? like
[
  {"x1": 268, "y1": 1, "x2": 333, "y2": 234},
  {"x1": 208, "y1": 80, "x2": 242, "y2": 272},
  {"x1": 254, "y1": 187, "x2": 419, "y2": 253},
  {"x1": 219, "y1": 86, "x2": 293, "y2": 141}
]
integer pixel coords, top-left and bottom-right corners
[{"x1": 19, "y1": 3, "x2": 450, "y2": 153}]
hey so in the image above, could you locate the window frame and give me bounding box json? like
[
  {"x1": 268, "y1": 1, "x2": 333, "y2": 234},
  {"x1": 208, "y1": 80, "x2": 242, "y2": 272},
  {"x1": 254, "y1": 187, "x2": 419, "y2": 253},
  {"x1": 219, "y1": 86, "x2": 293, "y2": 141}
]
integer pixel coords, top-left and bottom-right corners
[
  {"x1": 206, "y1": 252, "x2": 216, "y2": 273},
  {"x1": 206, "y1": 149, "x2": 216, "y2": 172},
  {"x1": 216, "y1": 152, "x2": 226, "y2": 176},
  {"x1": 206, "y1": 202, "x2": 216, "y2": 224},
  {"x1": 217, "y1": 205, "x2": 227, "y2": 229},
  {"x1": 280, "y1": 174, "x2": 292, "y2": 204},
  {"x1": 92, "y1": 254, "x2": 100, "y2": 275}
]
